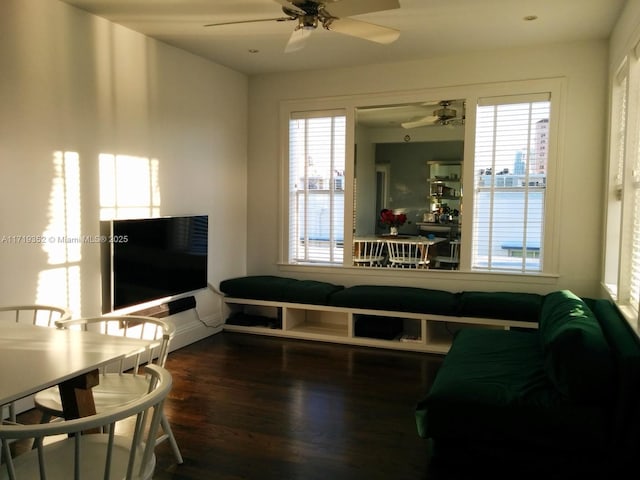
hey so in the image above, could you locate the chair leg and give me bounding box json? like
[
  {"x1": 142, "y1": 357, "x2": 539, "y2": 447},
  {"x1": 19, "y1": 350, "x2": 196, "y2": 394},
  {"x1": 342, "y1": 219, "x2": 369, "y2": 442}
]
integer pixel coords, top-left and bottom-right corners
[
  {"x1": 31, "y1": 411, "x2": 57, "y2": 449},
  {"x1": 158, "y1": 412, "x2": 183, "y2": 464}
]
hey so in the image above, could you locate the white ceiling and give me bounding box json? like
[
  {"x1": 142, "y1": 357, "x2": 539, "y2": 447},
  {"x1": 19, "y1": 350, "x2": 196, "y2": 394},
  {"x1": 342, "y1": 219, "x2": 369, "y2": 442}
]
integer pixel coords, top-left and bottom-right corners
[{"x1": 59, "y1": 0, "x2": 626, "y2": 76}]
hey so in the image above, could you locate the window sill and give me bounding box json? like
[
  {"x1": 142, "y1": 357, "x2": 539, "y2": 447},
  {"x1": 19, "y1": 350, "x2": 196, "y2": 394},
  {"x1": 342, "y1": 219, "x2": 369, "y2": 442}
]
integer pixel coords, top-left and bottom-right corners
[{"x1": 277, "y1": 263, "x2": 560, "y2": 286}]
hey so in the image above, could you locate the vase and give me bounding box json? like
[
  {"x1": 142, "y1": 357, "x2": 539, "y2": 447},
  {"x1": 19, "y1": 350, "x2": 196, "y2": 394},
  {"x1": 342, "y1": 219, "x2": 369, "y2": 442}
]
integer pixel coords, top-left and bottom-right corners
[{"x1": 389, "y1": 226, "x2": 398, "y2": 236}]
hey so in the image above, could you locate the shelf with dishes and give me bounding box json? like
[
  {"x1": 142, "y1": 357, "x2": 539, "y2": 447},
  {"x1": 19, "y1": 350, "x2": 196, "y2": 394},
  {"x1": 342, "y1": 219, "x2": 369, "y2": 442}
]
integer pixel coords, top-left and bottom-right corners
[
  {"x1": 427, "y1": 160, "x2": 462, "y2": 224},
  {"x1": 427, "y1": 161, "x2": 462, "y2": 200}
]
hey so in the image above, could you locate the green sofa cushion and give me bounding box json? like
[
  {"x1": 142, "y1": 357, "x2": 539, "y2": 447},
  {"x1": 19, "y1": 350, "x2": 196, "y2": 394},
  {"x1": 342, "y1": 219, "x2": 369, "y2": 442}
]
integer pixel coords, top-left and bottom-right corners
[
  {"x1": 327, "y1": 285, "x2": 458, "y2": 316},
  {"x1": 457, "y1": 291, "x2": 543, "y2": 322},
  {"x1": 219, "y1": 275, "x2": 344, "y2": 305},
  {"x1": 416, "y1": 328, "x2": 608, "y2": 449},
  {"x1": 539, "y1": 290, "x2": 614, "y2": 403}
]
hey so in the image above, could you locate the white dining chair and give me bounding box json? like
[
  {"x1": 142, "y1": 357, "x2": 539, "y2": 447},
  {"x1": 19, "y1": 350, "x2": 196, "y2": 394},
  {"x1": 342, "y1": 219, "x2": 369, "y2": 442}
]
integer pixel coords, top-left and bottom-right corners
[
  {"x1": 0, "y1": 364, "x2": 171, "y2": 480},
  {"x1": 0, "y1": 304, "x2": 71, "y2": 327},
  {"x1": 33, "y1": 315, "x2": 183, "y2": 464},
  {"x1": 0, "y1": 305, "x2": 72, "y2": 423},
  {"x1": 434, "y1": 239, "x2": 460, "y2": 269},
  {"x1": 353, "y1": 239, "x2": 385, "y2": 266},
  {"x1": 386, "y1": 239, "x2": 431, "y2": 268}
]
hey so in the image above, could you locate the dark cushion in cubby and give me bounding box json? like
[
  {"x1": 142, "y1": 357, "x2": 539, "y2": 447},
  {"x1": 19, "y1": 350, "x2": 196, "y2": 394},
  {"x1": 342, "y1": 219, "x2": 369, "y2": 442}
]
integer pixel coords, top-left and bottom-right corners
[
  {"x1": 328, "y1": 285, "x2": 458, "y2": 316},
  {"x1": 354, "y1": 315, "x2": 403, "y2": 340},
  {"x1": 219, "y1": 275, "x2": 344, "y2": 305},
  {"x1": 457, "y1": 291, "x2": 543, "y2": 322}
]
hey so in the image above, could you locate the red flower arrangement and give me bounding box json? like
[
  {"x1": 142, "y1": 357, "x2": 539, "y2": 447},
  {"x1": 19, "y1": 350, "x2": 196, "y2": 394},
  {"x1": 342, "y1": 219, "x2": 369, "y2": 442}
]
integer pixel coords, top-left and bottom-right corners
[{"x1": 380, "y1": 209, "x2": 407, "y2": 228}]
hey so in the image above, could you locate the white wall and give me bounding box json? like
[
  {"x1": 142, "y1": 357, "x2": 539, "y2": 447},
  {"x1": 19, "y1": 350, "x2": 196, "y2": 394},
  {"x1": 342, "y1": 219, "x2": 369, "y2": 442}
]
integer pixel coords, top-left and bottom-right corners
[
  {"x1": 247, "y1": 40, "x2": 609, "y2": 297},
  {"x1": 0, "y1": 0, "x2": 249, "y2": 345}
]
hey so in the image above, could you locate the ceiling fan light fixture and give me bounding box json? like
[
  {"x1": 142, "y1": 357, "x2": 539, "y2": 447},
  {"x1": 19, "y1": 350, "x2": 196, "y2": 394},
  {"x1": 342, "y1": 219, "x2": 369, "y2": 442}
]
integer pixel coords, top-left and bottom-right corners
[
  {"x1": 207, "y1": 0, "x2": 401, "y2": 53},
  {"x1": 433, "y1": 106, "x2": 457, "y2": 121},
  {"x1": 299, "y1": 15, "x2": 318, "y2": 30}
]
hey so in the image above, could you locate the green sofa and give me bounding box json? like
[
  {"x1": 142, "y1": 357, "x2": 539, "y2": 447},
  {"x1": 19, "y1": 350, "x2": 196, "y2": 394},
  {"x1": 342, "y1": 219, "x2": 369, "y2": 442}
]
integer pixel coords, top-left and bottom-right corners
[{"x1": 416, "y1": 290, "x2": 640, "y2": 478}]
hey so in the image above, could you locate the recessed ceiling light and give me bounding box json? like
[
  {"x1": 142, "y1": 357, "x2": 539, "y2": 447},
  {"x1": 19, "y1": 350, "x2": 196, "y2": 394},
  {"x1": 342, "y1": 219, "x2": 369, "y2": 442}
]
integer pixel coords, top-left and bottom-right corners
[{"x1": 523, "y1": 15, "x2": 538, "y2": 21}]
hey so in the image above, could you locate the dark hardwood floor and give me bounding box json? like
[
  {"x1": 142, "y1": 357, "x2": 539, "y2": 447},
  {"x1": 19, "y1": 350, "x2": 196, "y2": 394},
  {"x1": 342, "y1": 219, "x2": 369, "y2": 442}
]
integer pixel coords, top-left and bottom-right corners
[{"x1": 152, "y1": 332, "x2": 444, "y2": 480}]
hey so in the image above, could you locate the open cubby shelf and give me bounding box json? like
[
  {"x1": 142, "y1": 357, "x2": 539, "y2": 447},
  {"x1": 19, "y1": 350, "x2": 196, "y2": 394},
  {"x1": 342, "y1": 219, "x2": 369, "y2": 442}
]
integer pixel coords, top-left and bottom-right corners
[{"x1": 222, "y1": 298, "x2": 538, "y2": 354}]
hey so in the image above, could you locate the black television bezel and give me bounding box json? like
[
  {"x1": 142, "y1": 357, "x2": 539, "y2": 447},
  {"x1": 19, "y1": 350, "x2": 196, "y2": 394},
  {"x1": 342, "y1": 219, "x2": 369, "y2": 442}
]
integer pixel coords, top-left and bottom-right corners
[{"x1": 100, "y1": 215, "x2": 208, "y2": 313}]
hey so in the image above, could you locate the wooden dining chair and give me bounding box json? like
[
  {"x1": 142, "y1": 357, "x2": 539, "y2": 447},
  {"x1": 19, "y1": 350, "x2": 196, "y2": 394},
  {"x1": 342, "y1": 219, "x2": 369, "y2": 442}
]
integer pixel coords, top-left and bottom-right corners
[
  {"x1": 0, "y1": 364, "x2": 171, "y2": 480},
  {"x1": 0, "y1": 305, "x2": 72, "y2": 423},
  {"x1": 33, "y1": 315, "x2": 183, "y2": 464},
  {"x1": 386, "y1": 239, "x2": 431, "y2": 268}
]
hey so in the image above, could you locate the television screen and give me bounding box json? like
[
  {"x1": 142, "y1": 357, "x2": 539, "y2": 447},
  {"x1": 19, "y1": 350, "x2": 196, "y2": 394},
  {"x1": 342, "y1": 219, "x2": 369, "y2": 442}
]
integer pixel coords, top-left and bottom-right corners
[{"x1": 101, "y1": 215, "x2": 208, "y2": 312}]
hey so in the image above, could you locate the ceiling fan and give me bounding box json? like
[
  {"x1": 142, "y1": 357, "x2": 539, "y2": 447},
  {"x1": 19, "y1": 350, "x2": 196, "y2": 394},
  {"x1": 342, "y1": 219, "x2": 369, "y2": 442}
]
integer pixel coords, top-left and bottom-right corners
[
  {"x1": 401, "y1": 100, "x2": 466, "y2": 129},
  {"x1": 204, "y1": 0, "x2": 401, "y2": 53}
]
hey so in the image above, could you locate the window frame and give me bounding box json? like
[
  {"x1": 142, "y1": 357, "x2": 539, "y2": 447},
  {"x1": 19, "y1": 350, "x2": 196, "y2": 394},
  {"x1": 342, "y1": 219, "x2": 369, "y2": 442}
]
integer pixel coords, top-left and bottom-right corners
[
  {"x1": 603, "y1": 48, "x2": 640, "y2": 331},
  {"x1": 603, "y1": 58, "x2": 629, "y2": 300},
  {"x1": 279, "y1": 78, "x2": 563, "y2": 280},
  {"x1": 470, "y1": 94, "x2": 552, "y2": 273},
  {"x1": 287, "y1": 110, "x2": 347, "y2": 265}
]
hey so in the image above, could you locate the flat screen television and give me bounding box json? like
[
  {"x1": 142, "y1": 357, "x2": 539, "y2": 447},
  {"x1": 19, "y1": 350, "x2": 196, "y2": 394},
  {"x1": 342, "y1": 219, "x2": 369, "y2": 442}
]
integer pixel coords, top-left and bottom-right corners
[{"x1": 101, "y1": 215, "x2": 208, "y2": 313}]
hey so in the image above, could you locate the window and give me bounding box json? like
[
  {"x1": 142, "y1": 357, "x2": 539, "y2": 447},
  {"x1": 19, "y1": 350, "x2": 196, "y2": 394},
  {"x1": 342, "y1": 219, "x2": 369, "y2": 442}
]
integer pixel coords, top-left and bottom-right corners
[
  {"x1": 472, "y1": 94, "x2": 551, "y2": 272},
  {"x1": 288, "y1": 110, "x2": 346, "y2": 264},
  {"x1": 603, "y1": 59, "x2": 628, "y2": 298},
  {"x1": 605, "y1": 51, "x2": 640, "y2": 326}
]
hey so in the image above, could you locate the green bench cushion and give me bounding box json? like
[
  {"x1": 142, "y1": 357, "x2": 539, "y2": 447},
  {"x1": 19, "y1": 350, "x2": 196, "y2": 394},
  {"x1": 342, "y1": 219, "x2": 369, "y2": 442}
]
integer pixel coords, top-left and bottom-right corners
[
  {"x1": 327, "y1": 285, "x2": 458, "y2": 316},
  {"x1": 457, "y1": 291, "x2": 543, "y2": 322},
  {"x1": 539, "y1": 290, "x2": 614, "y2": 404},
  {"x1": 219, "y1": 275, "x2": 344, "y2": 305},
  {"x1": 416, "y1": 328, "x2": 608, "y2": 450}
]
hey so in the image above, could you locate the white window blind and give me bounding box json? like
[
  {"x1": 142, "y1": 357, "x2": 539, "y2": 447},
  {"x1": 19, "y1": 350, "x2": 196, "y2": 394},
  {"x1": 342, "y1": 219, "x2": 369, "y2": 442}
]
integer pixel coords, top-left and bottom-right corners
[
  {"x1": 288, "y1": 111, "x2": 345, "y2": 264},
  {"x1": 604, "y1": 61, "x2": 629, "y2": 297},
  {"x1": 625, "y1": 58, "x2": 640, "y2": 312},
  {"x1": 615, "y1": 62, "x2": 629, "y2": 197},
  {"x1": 472, "y1": 95, "x2": 550, "y2": 272},
  {"x1": 630, "y1": 171, "x2": 640, "y2": 309}
]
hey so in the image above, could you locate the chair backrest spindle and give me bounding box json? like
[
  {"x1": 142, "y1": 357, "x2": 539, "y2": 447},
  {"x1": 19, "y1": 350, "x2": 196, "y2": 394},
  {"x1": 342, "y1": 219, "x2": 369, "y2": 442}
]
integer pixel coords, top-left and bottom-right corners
[{"x1": 0, "y1": 365, "x2": 171, "y2": 480}]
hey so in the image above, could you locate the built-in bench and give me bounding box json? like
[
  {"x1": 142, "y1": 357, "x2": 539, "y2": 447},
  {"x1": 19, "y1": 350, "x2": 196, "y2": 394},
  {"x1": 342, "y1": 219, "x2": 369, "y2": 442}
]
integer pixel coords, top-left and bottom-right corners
[{"x1": 219, "y1": 275, "x2": 540, "y2": 354}]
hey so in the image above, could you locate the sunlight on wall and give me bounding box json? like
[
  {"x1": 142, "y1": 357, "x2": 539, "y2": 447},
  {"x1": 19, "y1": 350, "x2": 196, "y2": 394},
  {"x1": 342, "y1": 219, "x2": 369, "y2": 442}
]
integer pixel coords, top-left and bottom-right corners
[
  {"x1": 99, "y1": 154, "x2": 161, "y2": 220},
  {"x1": 33, "y1": 152, "x2": 163, "y2": 316},
  {"x1": 36, "y1": 151, "x2": 82, "y2": 315}
]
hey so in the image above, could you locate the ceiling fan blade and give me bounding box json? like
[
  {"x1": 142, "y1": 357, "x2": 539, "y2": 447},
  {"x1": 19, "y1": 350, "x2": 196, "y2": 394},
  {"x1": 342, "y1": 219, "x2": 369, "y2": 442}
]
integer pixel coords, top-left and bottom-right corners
[
  {"x1": 285, "y1": 27, "x2": 312, "y2": 53},
  {"x1": 326, "y1": 17, "x2": 399, "y2": 44},
  {"x1": 324, "y1": 0, "x2": 400, "y2": 18},
  {"x1": 204, "y1": 16, "x2": 294, "y2": 27},
  {"x1": 401, "y1": 116, "x2": 438, "y2": 129},
  {"x1": 273, "y1": 0, "x2": 307, "y2": 16}
]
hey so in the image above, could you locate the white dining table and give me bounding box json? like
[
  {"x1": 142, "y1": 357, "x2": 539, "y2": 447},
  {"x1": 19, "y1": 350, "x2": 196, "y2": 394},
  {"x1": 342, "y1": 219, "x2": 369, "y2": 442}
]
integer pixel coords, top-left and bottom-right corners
[
  {"x1": 355, "y1": 235, "x2": 447, "y2": 246},
  {"x1": 0, "y1": 322, "x2": 151, "y2": 419}
]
